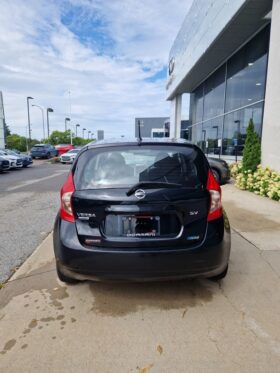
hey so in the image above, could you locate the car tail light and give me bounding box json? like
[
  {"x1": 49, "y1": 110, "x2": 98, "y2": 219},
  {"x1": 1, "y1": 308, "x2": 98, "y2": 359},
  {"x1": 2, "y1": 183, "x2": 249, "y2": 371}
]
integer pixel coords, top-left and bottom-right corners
[
  {"x1": 60, "y1": 172, "x2": 75, "y2": 222},
  {"x1": 206, "y1": 169, "x2": 222, "y2": 221}
]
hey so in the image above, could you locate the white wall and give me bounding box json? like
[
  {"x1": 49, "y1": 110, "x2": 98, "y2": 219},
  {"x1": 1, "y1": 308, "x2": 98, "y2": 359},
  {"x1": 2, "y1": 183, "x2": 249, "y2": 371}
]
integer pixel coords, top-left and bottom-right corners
[{"x1": 261, "y1": 0, "x2": 280, "y2": 172}]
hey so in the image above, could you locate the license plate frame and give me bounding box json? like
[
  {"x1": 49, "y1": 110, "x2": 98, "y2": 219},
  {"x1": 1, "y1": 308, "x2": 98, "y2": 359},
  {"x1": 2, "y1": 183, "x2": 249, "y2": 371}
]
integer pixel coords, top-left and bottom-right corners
[{"x1": 122, "y1": 215, "x2": 160, "y2": 238}]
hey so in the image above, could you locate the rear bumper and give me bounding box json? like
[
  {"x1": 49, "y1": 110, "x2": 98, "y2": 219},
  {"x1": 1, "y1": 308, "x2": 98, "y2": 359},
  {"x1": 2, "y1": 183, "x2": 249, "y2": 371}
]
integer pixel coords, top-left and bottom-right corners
[
  {"x1": 54, "y1": 215, "x2": 231, "y2": 281},
  {"x1": 31, "y1": 153, "x2": 46, "y2": 158}
]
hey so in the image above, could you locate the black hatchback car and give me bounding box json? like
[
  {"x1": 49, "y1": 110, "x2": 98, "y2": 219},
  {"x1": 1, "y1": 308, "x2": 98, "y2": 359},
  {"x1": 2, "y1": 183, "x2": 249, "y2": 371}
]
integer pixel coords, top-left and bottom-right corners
[{"x1": 54, "y1": 138, "x2": 230, "y2": 283}]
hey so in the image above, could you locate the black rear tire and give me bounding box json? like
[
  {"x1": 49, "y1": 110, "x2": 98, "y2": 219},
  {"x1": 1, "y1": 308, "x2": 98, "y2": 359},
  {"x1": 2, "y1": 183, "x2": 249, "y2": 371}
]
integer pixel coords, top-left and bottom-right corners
[
  {"x1": 208, "y1": 265, "x2": 228, "y2": 281},
  {"x1": 56, "y1": 264, "x2": 78, "y2": 284}
]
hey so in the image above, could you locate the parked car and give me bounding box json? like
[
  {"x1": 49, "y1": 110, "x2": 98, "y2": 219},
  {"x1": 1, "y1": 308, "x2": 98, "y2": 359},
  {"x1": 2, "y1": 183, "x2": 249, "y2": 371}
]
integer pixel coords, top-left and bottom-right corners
[
  {"x1": 4, "y1": 149, "x2": 33, "y2": 168},
  {"x1": 30, "y1": 144, "x2": 58, "y2": 159},
  {"x1": 0, "y1": 156, "x2": 10, "y2": 172},
  {"x1": 54, "y1": 138, "x2": 231, "y2": 283},
  {"x1": 60, "y1": 148, "x2": 81, "y2": 164},
  {"x1": 55, "y1": 144, "x2": 75, "y2": 156},
  {"x1": 208, "y1": 157, "x2": 231, "y2": 184},
  {"x1": 0, "y1": 150, "x2": 23, "y2": 168}
]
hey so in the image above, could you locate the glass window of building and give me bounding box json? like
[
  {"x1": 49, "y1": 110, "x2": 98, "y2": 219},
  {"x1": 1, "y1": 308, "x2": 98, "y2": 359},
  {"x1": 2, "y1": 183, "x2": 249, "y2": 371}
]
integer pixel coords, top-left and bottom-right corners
[
  {"x1": 189, "y1": 122, "x2": 203, "y2": 147},
  {"x1": 190, "y1": 84, "x2": 204, "y2": 125},
  {"x1": 203, "y1": 65, "x2": 226, "y2": 120},
  {"x1": 222, "y1": 101, "x2": 264, "y2": 156},
  {"x1": 203, "y1": 117, "x2": 223, "y2": 155},
  {"x1": 225, "y1": 26, "x2": 269, "y2": 113}
]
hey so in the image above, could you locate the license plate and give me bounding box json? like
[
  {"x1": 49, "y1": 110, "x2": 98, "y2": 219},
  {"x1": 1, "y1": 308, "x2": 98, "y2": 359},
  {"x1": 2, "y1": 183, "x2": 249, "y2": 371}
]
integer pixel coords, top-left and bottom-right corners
[{"x1": 122, "y1": 215, "x2": 160, "y2": 237}]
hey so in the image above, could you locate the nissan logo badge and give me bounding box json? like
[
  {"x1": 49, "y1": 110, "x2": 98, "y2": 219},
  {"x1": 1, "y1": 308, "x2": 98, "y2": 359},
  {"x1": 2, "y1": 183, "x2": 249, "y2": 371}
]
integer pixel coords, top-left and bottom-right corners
[{"x1": 135, "y1": 189, "x2": 146, "y2": 199}]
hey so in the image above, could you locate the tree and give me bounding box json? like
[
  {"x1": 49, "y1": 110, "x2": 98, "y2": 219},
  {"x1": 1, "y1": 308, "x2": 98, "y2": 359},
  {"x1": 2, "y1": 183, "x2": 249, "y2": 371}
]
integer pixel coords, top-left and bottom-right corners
[
  {"x1": 242, "y1": 118, "x2": 261, "y2": 172},
  {"x1": 48, "y1": 130, "x2": 72, "y2": 145},
  {"x1": 6, "y1": 134, "x2": 27, "y2": 152},
  {"x1": 48, "y1": 130, "x2": 94, "y2": 146},
  {"x1": 72, "y1": 136, "x2": 93, "y2": 146},
  {"x1": 4, "y1": 122, "x2": 11, "y2": 137},
  {"x1": 6, "y1": 134, "x2": 40, "y2": 152}
]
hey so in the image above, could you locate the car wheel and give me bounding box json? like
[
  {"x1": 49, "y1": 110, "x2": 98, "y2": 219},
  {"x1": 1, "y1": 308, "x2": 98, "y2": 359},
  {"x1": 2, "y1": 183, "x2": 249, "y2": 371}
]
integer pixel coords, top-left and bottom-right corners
[
  {"x1": 56, "y1": 265, "x2": 78, "y2": 284},
  {"x1": 47, "y1": 152, "x2": 51, "y2": 159},
  {"x1": 211, "y1": 169, "x2": 221, "y2": 184},
  {"x1": 208, "y1": 265, "x2": 228, "y2": 281}
]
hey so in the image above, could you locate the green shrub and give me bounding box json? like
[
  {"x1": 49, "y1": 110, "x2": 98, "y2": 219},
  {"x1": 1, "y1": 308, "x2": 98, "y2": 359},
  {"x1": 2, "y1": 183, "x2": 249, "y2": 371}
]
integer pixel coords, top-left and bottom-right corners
[{"x1": 242, "y1": 118, "x2": 261, "y2": 172}]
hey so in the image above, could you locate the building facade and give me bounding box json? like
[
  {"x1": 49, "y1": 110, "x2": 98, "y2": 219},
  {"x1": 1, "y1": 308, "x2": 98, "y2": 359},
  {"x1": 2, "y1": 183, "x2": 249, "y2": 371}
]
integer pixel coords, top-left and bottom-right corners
[
  {"x1": 135, "y1": 117, "x2": 169, "y2": 138},
  {"x1": 97, "y1": 130, "x2": 104, "y2": 141},
  {"x1": 167, "y1": 0, "x2": 280, "y2": 171},
  {"x1": 135, "y1": 117, "x2": 189, "y2": 138}
]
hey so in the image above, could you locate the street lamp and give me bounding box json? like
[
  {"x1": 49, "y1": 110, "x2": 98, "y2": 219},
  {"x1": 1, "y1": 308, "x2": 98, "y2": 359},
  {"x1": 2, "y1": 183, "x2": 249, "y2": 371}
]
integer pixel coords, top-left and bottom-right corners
[
  {"x1": 32, "y1": 104, "x2": 45, "y2": 140},
  {"x1": 234, "y1": 120, "x2": 241, "y2": 136},
  {"x1": 65, "y1": 117, "x2": 70, "y2": 131},
  {"x1": 27, "y1": 96, "x2": 34, "y2": 140},
  {"x1": 82, "y1": 128, "x2": 86, "y2": 138},
  {"x1": 46, "y1": 108, "x2": 54, "y2": 138},
  {"x1": 75, "y1": 124, "x2": 80, "y2": 137},
  {"x1": 212, "y1": 125, "x2": 220, "y2": 157},
  {"x1": 212, "y1": 125, "x2": 219, "y2": 139},
  {"x1": 88, "y1": 130, "x2": 91, "y2": 139}
]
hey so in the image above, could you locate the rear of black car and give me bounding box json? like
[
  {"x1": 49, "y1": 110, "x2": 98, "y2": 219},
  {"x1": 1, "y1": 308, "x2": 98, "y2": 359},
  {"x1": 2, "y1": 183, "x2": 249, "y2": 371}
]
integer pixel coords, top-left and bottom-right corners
[{"x1": 54, "y1": 140, "x2": 230, "y2": 282}]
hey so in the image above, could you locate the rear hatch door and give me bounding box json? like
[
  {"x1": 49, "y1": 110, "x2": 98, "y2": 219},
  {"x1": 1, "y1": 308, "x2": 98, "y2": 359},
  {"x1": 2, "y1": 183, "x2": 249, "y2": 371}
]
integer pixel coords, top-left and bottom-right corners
[{"x1": 72, "y1": 144, "x2": 209, "y2": 248}]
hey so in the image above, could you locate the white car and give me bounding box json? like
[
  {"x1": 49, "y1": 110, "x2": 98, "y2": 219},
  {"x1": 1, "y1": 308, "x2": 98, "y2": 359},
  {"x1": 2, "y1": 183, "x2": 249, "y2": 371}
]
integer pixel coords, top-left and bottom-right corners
[
  {"x1": 60, "y1": 148, "x2": 81, "y2": 164},
  {"x1": 0, "y1": 150, "x2": 23, "y2": 169}
]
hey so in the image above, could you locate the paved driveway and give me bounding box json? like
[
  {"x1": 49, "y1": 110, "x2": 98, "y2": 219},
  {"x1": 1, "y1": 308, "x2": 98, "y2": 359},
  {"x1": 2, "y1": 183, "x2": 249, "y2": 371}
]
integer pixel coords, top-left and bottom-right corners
[
  {"x1": 0, "y1": 227, "x2": 280, "y2": 372},
  {"x1": 0, "y1": 162, "x2": 69, "y2": 282}
]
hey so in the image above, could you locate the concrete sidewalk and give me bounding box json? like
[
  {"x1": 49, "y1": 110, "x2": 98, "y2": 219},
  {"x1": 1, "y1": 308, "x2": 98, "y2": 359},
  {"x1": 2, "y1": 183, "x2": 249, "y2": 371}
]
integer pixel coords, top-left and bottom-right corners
[{"x1": 0, "y1": 185, "x2": 280, "y2": 373}]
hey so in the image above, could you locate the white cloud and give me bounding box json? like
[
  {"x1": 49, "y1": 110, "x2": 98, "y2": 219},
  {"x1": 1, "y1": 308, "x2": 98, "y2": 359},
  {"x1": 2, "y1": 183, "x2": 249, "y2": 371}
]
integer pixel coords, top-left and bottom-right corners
[{"x1": 0, "y1": 0, "x2": 192, "y2": 140}]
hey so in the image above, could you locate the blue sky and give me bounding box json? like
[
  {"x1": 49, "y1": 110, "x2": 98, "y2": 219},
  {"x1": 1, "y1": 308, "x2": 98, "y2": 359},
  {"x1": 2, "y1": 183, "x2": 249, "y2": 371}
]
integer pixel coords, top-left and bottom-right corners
[{"x1": 0, "y1": 0, "x2": 192, "y2": 139}]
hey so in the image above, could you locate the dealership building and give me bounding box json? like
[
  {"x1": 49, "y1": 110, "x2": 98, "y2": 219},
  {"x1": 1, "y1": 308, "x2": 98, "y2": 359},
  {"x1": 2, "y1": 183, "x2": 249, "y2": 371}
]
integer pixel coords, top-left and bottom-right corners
[{"x1": 167, "y1": 0, "x2": 280, "y2": 171}]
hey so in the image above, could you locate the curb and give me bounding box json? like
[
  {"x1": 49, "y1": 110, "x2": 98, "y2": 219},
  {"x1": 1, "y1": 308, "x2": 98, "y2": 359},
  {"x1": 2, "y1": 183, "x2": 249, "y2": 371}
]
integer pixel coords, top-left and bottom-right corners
[{"x1": 9, "y1": 232, "x2": 54, "y2": 281}]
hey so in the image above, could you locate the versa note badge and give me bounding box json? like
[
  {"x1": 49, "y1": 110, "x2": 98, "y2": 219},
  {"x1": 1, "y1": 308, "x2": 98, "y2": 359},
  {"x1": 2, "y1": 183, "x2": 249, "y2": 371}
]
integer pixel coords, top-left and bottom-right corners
[{"x1": 134, "y1": 189, "x2": 146, "y2": 199}]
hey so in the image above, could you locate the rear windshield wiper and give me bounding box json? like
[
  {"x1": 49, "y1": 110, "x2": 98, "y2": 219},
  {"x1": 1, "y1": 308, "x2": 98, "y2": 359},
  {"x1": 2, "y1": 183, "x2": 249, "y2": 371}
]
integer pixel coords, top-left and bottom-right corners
[{"x1": 126, "y1": 181, "x2": 183, "y2": 196}]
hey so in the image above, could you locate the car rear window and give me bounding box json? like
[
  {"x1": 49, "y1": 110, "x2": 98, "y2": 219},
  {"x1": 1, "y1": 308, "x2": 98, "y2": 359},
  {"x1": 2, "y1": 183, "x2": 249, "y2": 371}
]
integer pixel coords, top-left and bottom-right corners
[{"x1": 74, "y1": 145, "x2": 208, "y2": 190}]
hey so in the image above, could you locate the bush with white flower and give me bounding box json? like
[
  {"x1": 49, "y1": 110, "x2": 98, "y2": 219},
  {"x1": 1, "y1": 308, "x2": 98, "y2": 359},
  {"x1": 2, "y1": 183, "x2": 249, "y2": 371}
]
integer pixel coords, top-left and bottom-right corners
[{"x1": 230, "y1": 162, "x2": 280, "y2": 201}]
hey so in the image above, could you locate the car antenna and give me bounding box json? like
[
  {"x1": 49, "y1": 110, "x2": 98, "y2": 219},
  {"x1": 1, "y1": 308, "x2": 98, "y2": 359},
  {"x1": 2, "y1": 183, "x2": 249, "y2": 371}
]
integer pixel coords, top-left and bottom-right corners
[{"x1": 137, "y1": 119, "x2": 142, "y2": 144}]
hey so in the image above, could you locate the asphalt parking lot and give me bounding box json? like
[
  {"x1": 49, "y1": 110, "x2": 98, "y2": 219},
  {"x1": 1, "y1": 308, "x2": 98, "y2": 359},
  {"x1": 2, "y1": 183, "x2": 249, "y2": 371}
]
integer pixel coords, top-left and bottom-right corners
[{"x1": 0, "y1": 161, "x2": 70, "y2": 282}]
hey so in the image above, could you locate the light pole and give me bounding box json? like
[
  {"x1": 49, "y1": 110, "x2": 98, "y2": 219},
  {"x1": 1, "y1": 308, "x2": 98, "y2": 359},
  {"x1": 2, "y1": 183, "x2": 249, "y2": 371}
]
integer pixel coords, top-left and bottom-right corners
[
  {"x1": 27, "y1": 96, "x2": 34, "y2": 140},
  {"x1": 82, "y1": 128, "x2": 86, "y2": 138},
  {"x1": 65, "y1": 117, "x2": 70, "y2": 131},
  {"x1": 46, "y1": 108, "x2": 53, "y2": 139},
  {"x1": 88, "y1": 130, "x2": 91, "y2": 139},
  {"x1": 32, "y1": 104, "x2": 45, "y2": 140},
  {"x1": 212, "y1": 125, "x2": 220, "y2": 158},
  {"x1": 75, "y1": 124, "x2": 80, "y2": 137}
]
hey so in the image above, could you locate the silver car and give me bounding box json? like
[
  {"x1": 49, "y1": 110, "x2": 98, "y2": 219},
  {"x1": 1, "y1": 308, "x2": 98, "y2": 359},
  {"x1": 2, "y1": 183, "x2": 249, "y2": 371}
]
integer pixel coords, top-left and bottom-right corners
[
  {"x1": 60, "y1": 149, "x2": 81, "y2": 164},
  {"x1": 0, "y1": 150, "x2": 23, "y2": 169}
]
